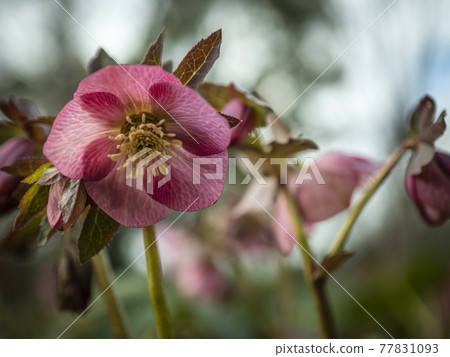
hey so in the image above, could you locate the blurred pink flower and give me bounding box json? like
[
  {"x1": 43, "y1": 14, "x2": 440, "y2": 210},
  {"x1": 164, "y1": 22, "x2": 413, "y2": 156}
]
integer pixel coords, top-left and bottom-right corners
[
  {"x1": 221, "y1": 98, "x2": 256, "y2": 146},
  {"x1": 175, "y1": 259, "x2": 231, "y2": 301},
  {"x1": 0, "y1": 137, "x2": 34, "y2": 211},
  {"x1": 158, "y1": 226, "x2": 231, "y2": 302},
  {"x1": 44, "y1": 65, "x2": 230, "y2": 227},
  {"x1": 406, "y1": 151, "x2": 450, "y2": 225},
  {"x1": 228, "y1": 179, "x2": 277, "y2": 255},
  {"x1": 273, "y1": 153, "x2": 382, "y2": 255}
]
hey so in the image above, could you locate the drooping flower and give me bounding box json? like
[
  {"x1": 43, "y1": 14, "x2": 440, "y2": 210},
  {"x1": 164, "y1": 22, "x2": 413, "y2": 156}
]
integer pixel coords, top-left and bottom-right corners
[
  {"x1": 221, "y1": 98, "x2": 256, "y2": 146},
  {"x1": 273, "y1": 153, "x2": 382, "y2": 255},
  {"x1": 43, "y1": 65, "x2": 231, "y2": 227},
  {"x1": 406, "y1": 151, "x2": 450, "y2": 225},
  {"x1": 0, "y1": 137, "x2": 35, "y2": 212}
]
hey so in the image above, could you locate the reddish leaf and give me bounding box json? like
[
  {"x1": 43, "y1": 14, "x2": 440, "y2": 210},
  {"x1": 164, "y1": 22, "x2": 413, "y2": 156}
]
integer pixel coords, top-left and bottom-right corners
[
  {"x1": 173, "y1": 30, "x2": 222, "y2": 88},
  {"x1": 268, "y1": 137, "x2": 318, "y2": 157},
  {"x1": 220, "y1": 113, "x2": 242, "y2": 128},
  {"x1": 141, "y1": 28, "x2": 166, "y2": 66},
  {"x1": 59, "y1": 179, "x2": 87, "y2": 232},
  {"x1": 199, "y1": 82, "x2": 269, "y2": 127},
  {"x1": 88, "y1": 48, "x2": 115, "y2": 74},
  {"x1": 35, "y1": 166, "x2": 63, "y2": 186},
  {"x1": 1, "y1": 157, "x2": 48, "y2": 177}
]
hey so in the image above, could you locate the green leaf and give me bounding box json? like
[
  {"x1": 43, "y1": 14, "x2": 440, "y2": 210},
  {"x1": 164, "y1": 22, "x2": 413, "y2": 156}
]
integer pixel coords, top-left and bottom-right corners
[
  {"x1": 88, "y1": 48, "x2": 115, "y2": 74},
  {"x1": 1, "y1": 157, "x2": 48, "y2": 177},
  {"x1": 78, "y1": 205, "x2": 120, "y2": 263},
  {"x1": 141, "y1": 28, "x2": 165, "y2": 66},
  {"x1": 268, "y1": 137, "x2": 318, "y2": 157},
  {"x1": 173, "y1": 29, "x2": 222, "y2": 88},
  {"x1": 220, "y1": 113, "x2": 241, "y2": 128},
  {"x1": 59, "y1": 179, "x2": 87, "y2": 232},
  {"x1": 22, "y1": 162, "x2": 53, "y2": 184},
  {"x1": 14, "y1": 184, "x2": 50, "y2": 231}
]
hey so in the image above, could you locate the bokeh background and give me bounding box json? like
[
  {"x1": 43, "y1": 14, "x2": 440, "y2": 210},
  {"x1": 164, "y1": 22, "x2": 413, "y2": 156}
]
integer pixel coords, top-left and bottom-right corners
[{"x1": 1, "y1": 0, "x2": 450, "y2": 338}]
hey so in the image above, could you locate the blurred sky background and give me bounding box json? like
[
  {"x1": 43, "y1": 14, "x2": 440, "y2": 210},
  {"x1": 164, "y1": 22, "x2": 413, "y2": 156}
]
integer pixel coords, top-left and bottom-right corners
[{"x1": 1, "y1": 0, "x2": 450, "y2": 338}]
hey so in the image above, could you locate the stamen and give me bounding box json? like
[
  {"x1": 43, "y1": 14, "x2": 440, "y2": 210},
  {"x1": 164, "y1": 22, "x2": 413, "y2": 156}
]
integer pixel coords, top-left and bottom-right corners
[{"x1": 108, "y1": 112, "x2": 183, "y2": 178}]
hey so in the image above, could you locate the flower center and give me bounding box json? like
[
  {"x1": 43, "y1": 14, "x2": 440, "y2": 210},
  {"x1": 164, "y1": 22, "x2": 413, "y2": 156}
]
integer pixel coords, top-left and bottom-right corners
[{"x1": 108, "y1": 112, "x2": 182, "y2": 175}]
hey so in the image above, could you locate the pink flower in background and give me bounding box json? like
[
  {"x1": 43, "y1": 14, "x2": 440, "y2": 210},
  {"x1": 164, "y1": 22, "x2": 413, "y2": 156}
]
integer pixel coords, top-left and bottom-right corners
[
  {"x1": 406, "y1": 151, "x2": 450, "y2": 225},
  {"x1": 176, "y1": 259, "x2": 231, "y2": 301},
  {"x1": 44, "y1": 65, "x2": 231, "y2": 227},
  {"x1": 221, "y1": 98, "x2": 256, "y2": 146},
  {"x1": 273, "y1": 153, "x2": 382, "y2": 255},
  {"x1": 0, "y1": 137, "x2": 34, "y2": 211},
  {"x1": 158, "y1": 226, "x2": 231, "y2": 302},
  {"x1": 228, "y1": 179, "x2": 277, "y2": 255}
]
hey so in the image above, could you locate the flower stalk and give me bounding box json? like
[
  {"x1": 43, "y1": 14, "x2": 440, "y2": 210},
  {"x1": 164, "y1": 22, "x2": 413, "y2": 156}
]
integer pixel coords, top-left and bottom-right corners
[
  {"x1": 92, "y1": 250, "x2": 130, "y2": 339},
  {"x1": 328, "y1": 143, "x2": 409, "y2": 258},
  {"x1": 143, "y1": 225, "x2": 174, "y2": 338},
  {"x1": 281, "y1": 185, "x2": 335, "y2": 338}
]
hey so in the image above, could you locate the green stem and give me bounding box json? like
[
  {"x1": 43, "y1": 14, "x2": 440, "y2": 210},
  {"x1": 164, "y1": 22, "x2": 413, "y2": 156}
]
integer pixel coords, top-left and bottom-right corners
[
  {"x1": 143, "y1": 225, "x2": 174, "y2": 338},
  {"x1": 329, "y1": 144, "x2": 408, "y2": 258},
  {"x1": 92, "y1": 250, "x2": 130, "y2": 339},
  {"x1": 282, "y1": 186, "x2": 335, "y2": 338}
]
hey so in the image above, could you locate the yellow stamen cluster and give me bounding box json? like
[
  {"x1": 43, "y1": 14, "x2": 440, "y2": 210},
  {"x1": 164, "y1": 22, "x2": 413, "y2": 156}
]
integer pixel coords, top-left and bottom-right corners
[{"x1": 108, "y1": 112, "x2": 182, "y2": 178}]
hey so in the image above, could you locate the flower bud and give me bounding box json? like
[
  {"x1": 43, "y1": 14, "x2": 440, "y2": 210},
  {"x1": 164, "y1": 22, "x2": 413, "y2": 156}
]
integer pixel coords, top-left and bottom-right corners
[{"x1": 54, "y1": 242, "x2": 92, "y2": 312}]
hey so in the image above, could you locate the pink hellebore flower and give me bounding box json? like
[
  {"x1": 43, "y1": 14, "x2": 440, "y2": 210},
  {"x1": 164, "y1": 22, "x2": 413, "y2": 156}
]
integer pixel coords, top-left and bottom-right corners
[
  {"x1": 273, "y1": 153, "x2": 382, "y2": 255},
  {"x1": 406, "y1": 151, "x2": 450, "y2": 225},
  {"x1": 43, "y1": 66, "x2": 231, "y2": 227},
  {"x1": 221, "y1": 98, "x2": 256, "y2": 146},
  {"x1": 0, "y1": 137, "x2": 34, "y2": 211}
]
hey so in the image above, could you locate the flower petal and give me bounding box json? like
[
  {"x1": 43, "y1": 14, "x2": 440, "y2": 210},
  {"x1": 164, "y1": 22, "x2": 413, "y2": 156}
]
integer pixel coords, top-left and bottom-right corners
[
  {"x1": 406, "y1": 152, "x2": 450, "y2": 225},
  {"x1": 296, "y1": 153, "x2": 381, "y2": 223},
  {"x1": 84, "y1": 162, "x2": 171, "y2": 227},
  {"x1": 149, "y1": 149, "x2": 228, "y2": 211},
  {"x1": 47, "y1": 178, "x2": 65, "y2": 230},
  {"x1": 43, "y1": 95, "x2": 123, "y2": 180},
  {"x1": 75, "y1": 65, "x2": 181, "y2": 112},
  {"x1": 149, "y1": 83, "x2": 231, "y2": 155}
]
